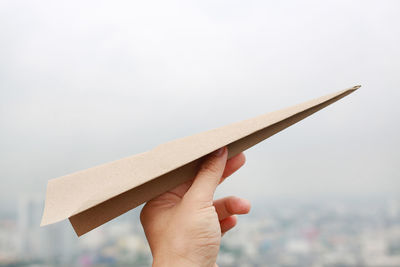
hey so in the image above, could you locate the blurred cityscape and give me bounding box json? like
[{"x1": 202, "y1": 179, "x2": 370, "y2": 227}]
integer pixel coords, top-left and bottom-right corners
[{"x1": 0, "y1": 195, "x2": 399, "y2": 267}]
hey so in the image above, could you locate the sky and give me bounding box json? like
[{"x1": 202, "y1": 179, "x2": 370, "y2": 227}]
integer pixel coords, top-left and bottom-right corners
[{"x1": 0, "y1": 0, "x2": 399, "y2": 215}]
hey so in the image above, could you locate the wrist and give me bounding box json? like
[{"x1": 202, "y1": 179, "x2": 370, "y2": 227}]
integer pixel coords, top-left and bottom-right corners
[{"x1": 152, "y1": 255, "x2": 201, "y2": 267}]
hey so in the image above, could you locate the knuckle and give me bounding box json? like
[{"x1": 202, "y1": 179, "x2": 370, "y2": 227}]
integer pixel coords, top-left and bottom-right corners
[
  {"x1": 225, "y1": 198, "x2": 235, "y2": 214},
  {"x1": 139, "y1": 205, "x2": 148, "y2": 223},
  {"x1": 200, "y1": 161, "x2": 220, "y2": 175}
]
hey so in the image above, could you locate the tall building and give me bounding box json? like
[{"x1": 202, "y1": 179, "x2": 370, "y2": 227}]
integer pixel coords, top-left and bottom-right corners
[
  {"x1": 17, "y1": 194, "x2": 76, "y2": 264},
  {"x1": 17, "y1": 194, "x2": 46, "y2": 259}
]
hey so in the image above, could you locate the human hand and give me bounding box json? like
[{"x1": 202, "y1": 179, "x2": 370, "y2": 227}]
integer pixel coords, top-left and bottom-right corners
[{"x1": 140, "y1": 147, "x2": 251, "y2": 267}]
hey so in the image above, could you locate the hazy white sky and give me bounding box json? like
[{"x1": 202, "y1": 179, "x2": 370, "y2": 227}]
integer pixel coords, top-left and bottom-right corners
[{"x1": 1, "y1": 0, "x2": 399, "y2": 213}]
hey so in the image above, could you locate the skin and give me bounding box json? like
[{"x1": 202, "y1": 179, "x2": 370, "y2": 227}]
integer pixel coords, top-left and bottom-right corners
[{"x1": 140, "y1": 147, "x2": 251, "y2": 267}]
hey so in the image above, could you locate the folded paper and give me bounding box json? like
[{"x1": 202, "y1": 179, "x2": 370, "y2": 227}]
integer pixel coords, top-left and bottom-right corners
[{"x1": 41, "y1": 86, "x2": 360, "y2": 236}]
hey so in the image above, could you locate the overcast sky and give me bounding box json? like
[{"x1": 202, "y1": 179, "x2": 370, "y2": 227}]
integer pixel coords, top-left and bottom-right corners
[{"x1": 1, "y1": 0, "x2": 399, "y2": 214}]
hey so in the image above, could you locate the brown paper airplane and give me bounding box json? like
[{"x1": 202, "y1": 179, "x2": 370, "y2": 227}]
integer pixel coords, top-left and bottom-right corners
[{"x1": 41, "y1": 86, "x2": 360, "y2": 236}]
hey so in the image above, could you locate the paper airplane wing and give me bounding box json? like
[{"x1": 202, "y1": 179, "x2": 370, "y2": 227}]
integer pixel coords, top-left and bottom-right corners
[{"x1": 41, "y1": 86, "x2": 359, "y2": 236}]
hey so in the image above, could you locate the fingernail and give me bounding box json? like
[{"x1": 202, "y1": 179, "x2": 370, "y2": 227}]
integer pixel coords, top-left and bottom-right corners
[{"x1": 213, "y1": 147, "x2": 226, "y2": 156}]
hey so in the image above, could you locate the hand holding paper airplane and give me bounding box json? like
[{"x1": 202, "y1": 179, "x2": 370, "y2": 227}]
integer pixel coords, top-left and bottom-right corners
[{"x1": 141, "y1": 147, "x2": 251, "y2": 266}]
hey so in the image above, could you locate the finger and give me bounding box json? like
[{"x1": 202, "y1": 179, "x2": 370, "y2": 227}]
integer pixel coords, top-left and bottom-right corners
[
  {"x1": 220, "y1": 152, "x2": 246, "y2": 184},
  {"x1": 185, "y1": 147, "x2": 228, "y2": 203},
  {"x1": 167, "y1": 178, "x2": 194, "y2": 198},
  {"x1": 213, "y1": 196, "x2": 251, "y2": 221},
  {"x1": 171, "y1": 152, "x2": 245, "y2": 198},
  {"x1": 220, "y1": 215, "x2": 237, "y2": 235}
]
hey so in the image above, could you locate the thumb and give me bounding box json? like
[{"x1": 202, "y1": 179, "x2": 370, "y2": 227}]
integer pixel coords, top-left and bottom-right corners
[{"x1": 184, "y1": 147, "x2": 228, "y2": 204}]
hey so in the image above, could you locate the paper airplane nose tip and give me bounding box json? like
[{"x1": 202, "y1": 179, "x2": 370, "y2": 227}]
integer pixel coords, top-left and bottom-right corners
[{"x1": 353, "y1": 85, "x2": 361, "y2": 90}]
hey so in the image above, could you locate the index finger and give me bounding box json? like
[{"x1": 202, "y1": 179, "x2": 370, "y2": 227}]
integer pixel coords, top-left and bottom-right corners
[{"x1": 220, "y1": 152, "x2": 246, "y2": 184}]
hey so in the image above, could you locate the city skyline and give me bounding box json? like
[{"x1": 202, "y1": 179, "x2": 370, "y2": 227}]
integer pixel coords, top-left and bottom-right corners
[{"x1": 1, "y1": 194, "x2": 399, "y2": 266}]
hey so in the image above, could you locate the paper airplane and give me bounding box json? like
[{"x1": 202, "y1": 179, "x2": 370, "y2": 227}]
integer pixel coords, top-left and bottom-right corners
[{"x1": 41, "y1": 86, "x2": 360, "y2": 236}]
